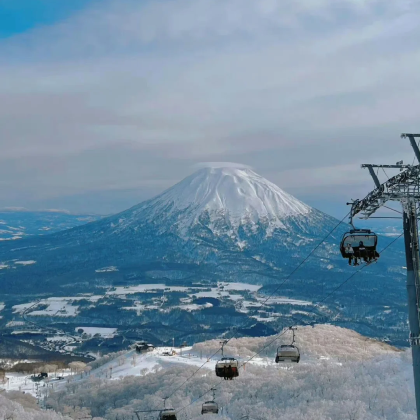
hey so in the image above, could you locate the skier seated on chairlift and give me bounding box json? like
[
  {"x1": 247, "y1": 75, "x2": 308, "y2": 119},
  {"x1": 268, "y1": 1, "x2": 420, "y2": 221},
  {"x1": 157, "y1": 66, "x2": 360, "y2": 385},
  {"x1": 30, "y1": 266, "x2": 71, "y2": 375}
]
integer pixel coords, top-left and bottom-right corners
[
  {"x1": 345, "y1": 243, "x2": 354, "y2": 266},
  {"x1": 367, "y1": 247, "x2": 379, "y2": 263},
  {"x1": 227, "y1": 364, "x2": 233, "y2": 380},
  {"x1": 222, "y1": 364, "x2": 233, "y2": 380},
  {"x1": 358, "y1": 241, "x2": 367, "y2": 263}
]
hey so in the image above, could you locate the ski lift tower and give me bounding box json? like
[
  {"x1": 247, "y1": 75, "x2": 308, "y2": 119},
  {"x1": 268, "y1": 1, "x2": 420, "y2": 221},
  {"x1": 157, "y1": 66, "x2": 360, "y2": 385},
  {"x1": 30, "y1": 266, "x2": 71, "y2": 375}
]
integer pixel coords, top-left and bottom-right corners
[{"x1": 348, "y1": 133, "x2": 420, "y2": 419}]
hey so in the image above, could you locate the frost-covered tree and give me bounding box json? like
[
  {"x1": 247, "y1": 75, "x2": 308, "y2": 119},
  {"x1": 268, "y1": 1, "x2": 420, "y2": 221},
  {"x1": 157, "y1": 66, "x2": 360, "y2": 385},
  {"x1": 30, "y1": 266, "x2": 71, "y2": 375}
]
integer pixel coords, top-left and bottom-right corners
[{"x1": 68, "y1": 362, "x2": 87, "y2": 378}]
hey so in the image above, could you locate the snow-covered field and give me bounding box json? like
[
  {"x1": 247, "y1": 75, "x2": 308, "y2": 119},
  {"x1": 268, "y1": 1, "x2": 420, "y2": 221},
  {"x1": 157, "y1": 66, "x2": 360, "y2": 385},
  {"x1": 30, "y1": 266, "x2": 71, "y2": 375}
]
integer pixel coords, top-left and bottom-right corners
[
  {"x1": 12, "y1": 296, "x2": 102, "y2": 318},
  {"x1": 95, "y1": 266, "x2": 119, "y2": 273},
  {"x1": 14, "y1": 260, "x2": 37, "y2": 265},
  {"x1": 13, "y1": 298, "x2": 83, "y2": 317}
]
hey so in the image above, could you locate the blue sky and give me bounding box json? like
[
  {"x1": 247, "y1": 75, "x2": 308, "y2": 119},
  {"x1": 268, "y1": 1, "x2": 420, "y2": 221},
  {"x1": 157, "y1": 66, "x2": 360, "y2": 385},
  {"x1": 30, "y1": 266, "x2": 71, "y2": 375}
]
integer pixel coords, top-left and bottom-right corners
[
  {"x1": 0, "y1": 0, "x2": 97, "y2": 38},
  {"x1": 0, "y1": 0, "x2": 419, "y2": 218}
]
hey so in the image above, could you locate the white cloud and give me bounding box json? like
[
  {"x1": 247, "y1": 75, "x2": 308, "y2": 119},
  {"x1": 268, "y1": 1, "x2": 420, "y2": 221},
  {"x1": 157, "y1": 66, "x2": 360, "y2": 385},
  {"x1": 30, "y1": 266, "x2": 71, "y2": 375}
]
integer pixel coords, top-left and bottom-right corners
[
  {"x1": 0, "y1": 0, "x2": 419, "y2": 213},
  {"x1": 194, "y1": 162, "x2": 253, "y2": 170}
]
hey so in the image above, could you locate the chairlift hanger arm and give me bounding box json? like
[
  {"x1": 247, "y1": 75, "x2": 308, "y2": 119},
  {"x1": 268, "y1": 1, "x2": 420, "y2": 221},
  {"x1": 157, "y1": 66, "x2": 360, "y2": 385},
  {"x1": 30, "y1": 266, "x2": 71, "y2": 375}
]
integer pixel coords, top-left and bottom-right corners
[
  {"x1": 401, "y1": 133, "x2": 420, "y2": 163},
  {"x1": 362, "y1": 165, "x2": 381, "y2": 188}
]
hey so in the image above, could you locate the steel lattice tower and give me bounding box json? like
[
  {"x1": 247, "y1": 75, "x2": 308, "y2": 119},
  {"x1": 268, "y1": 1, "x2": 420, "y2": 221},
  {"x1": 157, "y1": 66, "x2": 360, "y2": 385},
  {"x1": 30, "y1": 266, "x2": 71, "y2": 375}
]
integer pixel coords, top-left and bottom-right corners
[{"x1": 349, "y1": 133, "x2": 420, "y2": 419}]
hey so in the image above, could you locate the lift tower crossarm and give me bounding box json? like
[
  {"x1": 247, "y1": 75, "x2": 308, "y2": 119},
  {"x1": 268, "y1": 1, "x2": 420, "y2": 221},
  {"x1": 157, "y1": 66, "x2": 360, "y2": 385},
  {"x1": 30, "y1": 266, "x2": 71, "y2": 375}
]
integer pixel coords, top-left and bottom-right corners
[
  {"x1": 361, "y1": 164, "x2": 412, "y2": 169},
  {"x1": 361, "y1": 164, "x2": 413, "y2": 191}
]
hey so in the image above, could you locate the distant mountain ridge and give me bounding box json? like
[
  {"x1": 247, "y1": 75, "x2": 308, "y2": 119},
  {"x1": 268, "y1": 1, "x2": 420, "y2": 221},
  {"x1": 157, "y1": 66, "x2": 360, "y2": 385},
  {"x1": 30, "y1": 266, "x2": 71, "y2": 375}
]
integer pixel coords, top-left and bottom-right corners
[
  {"x1": 0, "y1": 207, "x2": 72, "y2": 214},
  {"x1": 0, "y1": 210, "x2": 101, "y2": 241}
]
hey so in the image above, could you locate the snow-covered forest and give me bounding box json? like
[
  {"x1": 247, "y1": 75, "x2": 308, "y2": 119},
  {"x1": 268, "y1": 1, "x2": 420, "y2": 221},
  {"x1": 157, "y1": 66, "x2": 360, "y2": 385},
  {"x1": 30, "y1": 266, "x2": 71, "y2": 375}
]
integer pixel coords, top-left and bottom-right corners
[
  {"x1": 0, "y1": 392, "x2": 72, "y2": 420},
  {"x1": 30, "y1": 325, "x2": 415, "y2": 420}
]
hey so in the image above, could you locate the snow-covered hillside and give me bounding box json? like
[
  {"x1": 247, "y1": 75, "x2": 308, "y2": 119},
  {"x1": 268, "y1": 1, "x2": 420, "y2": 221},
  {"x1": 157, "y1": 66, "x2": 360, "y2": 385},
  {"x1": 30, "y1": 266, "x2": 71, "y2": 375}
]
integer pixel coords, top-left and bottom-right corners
[{"x1": 3, "y1": 325, "x2": 411, "y2": 420}]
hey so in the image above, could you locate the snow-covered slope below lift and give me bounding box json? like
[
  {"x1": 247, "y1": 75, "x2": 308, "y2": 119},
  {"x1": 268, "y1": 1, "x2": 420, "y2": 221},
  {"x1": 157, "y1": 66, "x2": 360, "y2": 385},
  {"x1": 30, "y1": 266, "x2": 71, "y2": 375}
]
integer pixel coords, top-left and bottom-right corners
[
  {"x1": 127, "y1": 167, "x2": 312, "y2": 233},
  {"x1": 25, "y1": 325, "x2": 415, "y2": 420}
]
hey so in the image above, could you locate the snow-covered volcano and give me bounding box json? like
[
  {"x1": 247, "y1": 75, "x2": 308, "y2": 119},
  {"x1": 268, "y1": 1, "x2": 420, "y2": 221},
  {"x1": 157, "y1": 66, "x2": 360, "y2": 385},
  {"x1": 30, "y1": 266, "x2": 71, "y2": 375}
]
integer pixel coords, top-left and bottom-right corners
[
  {"x1": 0, "y1": 165, "x2": 343, "y2": 292},
  {"x1": 114, "y1": 166, "x2": 316, "y2": 237},
  {"x1": 146, "y1": 167, "x2": 309, "y2": 227}
]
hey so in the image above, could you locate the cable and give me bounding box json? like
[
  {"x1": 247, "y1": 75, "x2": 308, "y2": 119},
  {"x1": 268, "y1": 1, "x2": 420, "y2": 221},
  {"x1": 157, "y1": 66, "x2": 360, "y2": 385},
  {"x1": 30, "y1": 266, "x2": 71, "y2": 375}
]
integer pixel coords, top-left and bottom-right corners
[
  {"x1": 164, "y1": 212, "x2": 350, "y2": 402},
  {"x1": 165, "y1": 347, "x2": 223, "y2": 400},
  {"x1": 140, "y1": 210, "x2": 371, "y2": 416},
  {"x1": 257, "y1": 212, "x2": 350, "y2": 308},
  {"x1": 174, "y1": 231, "x2": 405, "y2": 417},
  {"x1": 298, "y1": 232, "x2": 404, "y2": 325},
  {"x1": 319, "y1": 232, "x2": 403, "y2": 305},
  {"x1": 383, "y1": 205, "x2": 402, "y2": 215},
  {"x1": 238, "y1": 328, "x2": 289, "y2": 367},
  {"x1": 174, "y1": 328, "x2": 290, "y2": 415},
  {"x1": 175, "y1": 381, "x2": 221, "y2": 414}
]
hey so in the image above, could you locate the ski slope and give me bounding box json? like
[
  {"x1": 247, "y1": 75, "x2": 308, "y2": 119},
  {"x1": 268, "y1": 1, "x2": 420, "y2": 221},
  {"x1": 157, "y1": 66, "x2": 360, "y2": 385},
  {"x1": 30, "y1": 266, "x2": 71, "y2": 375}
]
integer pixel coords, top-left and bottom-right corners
[{"x1": 2, "y1": 325, "x2": 405, "y2": 394}]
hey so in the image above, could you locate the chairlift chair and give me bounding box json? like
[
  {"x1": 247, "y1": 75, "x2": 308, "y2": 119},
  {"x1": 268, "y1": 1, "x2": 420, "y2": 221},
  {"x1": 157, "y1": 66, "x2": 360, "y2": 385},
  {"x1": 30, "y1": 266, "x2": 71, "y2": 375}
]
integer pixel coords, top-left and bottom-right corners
[
  {"x1": 215, "y1": 357, "x2": 239, "y2": 379},
  {"x1": 201, "y1": 401, "x2": 219, "y2": 415},
  {"x1": 340, "y1": 229, "x2": 379, "y2": 264},
  {"x1": 159, "y1": 408, "x2": 177, "y2": 420},
  {"x1": 275, "y1": 344, "x2": 300, "y2": 363},
  {"x1": 202, "y1": 388, "x2": 218, "y2": 415}
]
